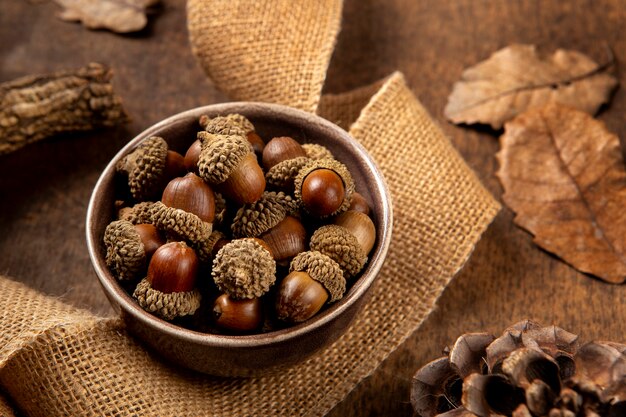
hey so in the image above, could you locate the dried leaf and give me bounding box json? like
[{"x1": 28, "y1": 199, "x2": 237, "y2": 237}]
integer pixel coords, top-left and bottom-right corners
[
  {"x1": 54, "y1": 0, "x2": 159, "y2": 33},
  {"x1": 496, "y1": 103, "x2": 626, "y2": 284},
  {"x1": 445, "y1": 44, "x2": 618, "y2": 129}
]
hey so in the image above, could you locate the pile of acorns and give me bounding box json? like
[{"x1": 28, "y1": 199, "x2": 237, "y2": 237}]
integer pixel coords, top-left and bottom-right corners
[{"x1": 103, "y1": 113, "x2": 376, "y2": 334}]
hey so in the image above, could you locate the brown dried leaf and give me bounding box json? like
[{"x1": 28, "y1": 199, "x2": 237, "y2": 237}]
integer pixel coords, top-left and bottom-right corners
[
  {"x1": 496, "y1": 103, "x2": 626, "y2": 284},
  {"x1": 54, "y1": 0, "x2": 159, "y2": 33},
  {"x1": 445, "y1": 44, "x2": 618, "y2": 129}
]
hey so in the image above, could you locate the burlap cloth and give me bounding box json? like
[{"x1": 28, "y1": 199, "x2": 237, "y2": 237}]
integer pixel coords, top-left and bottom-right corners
[{"x1": 0, "y1": 1, "x2": 500, "y2": 416}]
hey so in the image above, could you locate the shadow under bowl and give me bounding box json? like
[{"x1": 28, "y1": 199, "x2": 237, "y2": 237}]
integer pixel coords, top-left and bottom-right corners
[{"x1": 86, "y1": 102, "x2": 392, "y2": 377}]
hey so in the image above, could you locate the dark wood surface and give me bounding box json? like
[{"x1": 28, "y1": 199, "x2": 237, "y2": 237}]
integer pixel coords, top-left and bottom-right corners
[{"x1": 1, "y1": 1, "x2": 625, "y2": 416}]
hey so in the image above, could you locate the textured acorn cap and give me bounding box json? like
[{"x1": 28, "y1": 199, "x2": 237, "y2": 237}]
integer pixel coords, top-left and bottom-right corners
[
  {"x1": 103, "y1": 220, "x2": 146, "y2": 281},
  {"x1": 231, "y1": 191, "x2": 299, "y2": 238},
  {"x1": 290, "y1": 251, "x2": 346, "y2": 302},
  {"x1": 199, "y1": 115, "x2": 248, "y2": 136},
  {"x1": 265, "y1": 156, "x2": 310, "y2": 190},
  {"x1": 302, "y1": 143, "x2": 334, "y2": 160},
  {"x1": 212, "y1": 238, "x2": 276, "y2": 299},
  {"x1": 294, "y1": 158, "x2": 355, "y2": 218},
  {"x1": 197, "y1": 133, "x2": 251, "y2": 184},
  {"x1": 117, "y1": 201, "x2": 155, "y2": 224},
  {"x1": 194, "y1": 230, "x2": 226, "y2": 263},
  {"x1": 116, "y1": 136, "x2": 168, "y2": 200},
  {"x1": 225, "y1": 113, "x2": 255, "y2": 133},
  {"x1": 150, "y1": 201, "x2": 212, "y2": 244},
  {"x1": 133, "y1": 278, "x2": 201, "y2": 320},
  {"x1": 310, "y1": 224, "x2": 367, "y2": 278}
]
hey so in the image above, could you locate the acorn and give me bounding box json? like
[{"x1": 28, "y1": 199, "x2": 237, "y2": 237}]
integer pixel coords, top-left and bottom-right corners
[
  {"x1": 301, "y1": 143, "x2": 334, "y2": 161},
  {"x1": 183, "y1": 139, "x2": 202, "y2": 173},
  {"x1": 134, "y1": 223, "x2": 165, "y2": 260},
  {"x1": 213, "y1": 294, "x2": 263, "y2": 332},
  {"x1": 259, "y1": 216, "x2": 307, "y2": 263},
  {"x1": 310, "y1": 210, "x2": 376, "y2": 278},
  {"x1": 231, "y1": 191, "x2": 302, "y2": 262},
  {"x1": 294, "y1": 158, "x2": 355, "y2": 218},
  {"x1": 348, "y1": 191, "x2": 370, "y2": 216},
  {"x1": 147, "y1": 241, "x2": 199, "y2": 293},
  {"x1": 263, "y1": 136, "x2": 310, "y2": 191},
  {"x1": 116, "y1": 136, "x2": 186, "y2": 201},
  {"x1": 262, "y1": 136, "x2": 307, "y2": 170},
  {"x1": 276, "y1": 251, "x2": 345, "y2": 323},
  {"x1": 103, "y1": 219, "x2": 148, "y2": 281},
  {"x1": 197, "y1": 132, "x2": 265, "y2": 205},
  {"x1": 161, "y1": 172, "x2": 215, "y2": 223},
  {"x1": 200, "y1": 113, "x2": 265, "y2": 158},
  {"x1": 212, "y1": 238, "x2": 276, "y2": 299},
  {"x1": 132, "y1": 241, "x2": 202, "y2": 320}
]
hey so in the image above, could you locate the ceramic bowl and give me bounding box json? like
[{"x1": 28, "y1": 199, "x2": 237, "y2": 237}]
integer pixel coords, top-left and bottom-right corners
[{"x1": 86, "y1": 102, "x2": 392, "y2": 376}]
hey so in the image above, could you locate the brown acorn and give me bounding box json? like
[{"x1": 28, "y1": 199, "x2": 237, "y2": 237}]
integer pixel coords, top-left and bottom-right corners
[
  {"x1": 147, "y1": 241, "x2": 199, "y2": 293},
  {"x1": 216, "y1": 153, "x2": 266, "y2": 205},
  {"x1": 213, "y1": 293, "x2": 263, "y2": 332},
  {"x1": 246, "y1": 131, "x2": 265, "y2": 158},
  {"x1": 334, "y1": 210, "x2": 376, "y2": 254},
  {"x1": 183, "y1": 139, "x2": 202, "y2": 173},
  {"x1": 134, "y1": 223, "x2": 165, "y2": 259},
  {"x1": 161, "y1": 172, "x2": 215, "y2": 223},
  {"x1": 259, "y1": 216, "x2": 307, "y2": 262},
  {"x1": 276, "y1": 271, "x2": 328, "y2": 323},
  {"x1": 349, "y1": 191, "x2": 370, "y2": 215},
  {"x1": 262, "y1": 136, "x2": 307, "y2": 170}
]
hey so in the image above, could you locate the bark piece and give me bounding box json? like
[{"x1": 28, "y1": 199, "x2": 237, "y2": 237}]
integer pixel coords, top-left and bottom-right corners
[
  {"x1": 54, "y1": 0, "x2": 159, "y2": 33},
  {"x1": 445, "y1": 44, "x2": 618, "y2": 129},
  {"x1": 0, "y1": 63, "x2": 128, "y2": 155},
  {"x1": 496, "y1": 103, "x2": 626, "y2": 284}
]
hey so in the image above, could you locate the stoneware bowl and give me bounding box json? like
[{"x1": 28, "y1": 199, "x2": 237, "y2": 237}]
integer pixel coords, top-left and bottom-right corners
[{"x1": 86, "y1": 102, "x2": 392, "y2": 377}]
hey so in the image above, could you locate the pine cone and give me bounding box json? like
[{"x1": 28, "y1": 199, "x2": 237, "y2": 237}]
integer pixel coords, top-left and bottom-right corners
[{"x1": 411, "y1": 320, "x2": 626, "y2": 417}]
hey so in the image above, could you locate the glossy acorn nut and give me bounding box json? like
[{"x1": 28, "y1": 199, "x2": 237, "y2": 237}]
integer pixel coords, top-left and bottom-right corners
[
  {"x1": 262, "y1": 136, "x2": 307, "y2": 170},
  {"x1": 197, "y1": 132, "x2": 266, "y2": 205},
  {"x1": 276, "y1": 251, "x2": 345, "y2": 323},
  {"x1": 301, "y1": 169, "x2": 344, "y2": 217},
  {"x1": 334, "y1": 210, "x2": 376, "y2": 254},
  {"x1": 259, "y1": 216, "x2": 307, "y2": 262},
  {"x1": 213, "y1": 293, "x2": 263, "y2": 332},
  {"x1": 276, "y1": 271, "x2": 328, "y2": 323},
  {"x1": 161, "y1": 172, "x2": 215, "y2": 223},
  {"x1": 246, "y1": 132, "x2": 265, "y2": 159},
  {"x1": 294, "y1": 158, "x2": 355, "y2": 218},
  {"x1": 147, "y1": 241, "x2": 199, "y2": 293},
  {"x1": 134, "y1": 223, "x2": 165, "y2": 259},
  {"x1": 183, "y1": 139, "x2": 202, "y2": 173},
  {"x1": 348, "y1": 191, "x2": 370, "y2": 216}
]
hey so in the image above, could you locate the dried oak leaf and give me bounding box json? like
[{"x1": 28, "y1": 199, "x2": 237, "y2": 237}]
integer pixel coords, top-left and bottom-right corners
[
  {"x1": 496, "y1": 103, "x2": 626, "y2": 284},
  {"x1": 445, "y1": 44, "x2": 618, "y2": 129},
  {"x1": 54, "y1": 0, "x2": 159, "y2": 33}
]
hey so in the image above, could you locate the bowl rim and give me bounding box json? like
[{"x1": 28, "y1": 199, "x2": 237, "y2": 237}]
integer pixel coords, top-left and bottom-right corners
[{"x1": 86, "y1": 101, "x2": 393, "y2": 348}]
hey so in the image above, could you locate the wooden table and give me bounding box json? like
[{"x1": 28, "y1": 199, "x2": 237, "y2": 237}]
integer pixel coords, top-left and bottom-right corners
[{"x1": 1, "y1": 1, "x2": 625, "y2": 415}]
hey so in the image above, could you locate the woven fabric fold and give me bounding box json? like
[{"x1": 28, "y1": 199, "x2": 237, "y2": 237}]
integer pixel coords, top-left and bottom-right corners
[
  {"x1": 0, "y1": 74, "x2": 499, "y2": 417},
  {"x1": 187, "y1": 0, "x2": 343, "y2": 113}
]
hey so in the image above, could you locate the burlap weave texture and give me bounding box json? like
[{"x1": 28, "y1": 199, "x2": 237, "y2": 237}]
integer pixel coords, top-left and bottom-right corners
[{"x1": 0, "y1": 1, "x2": 500, "y2": 415}]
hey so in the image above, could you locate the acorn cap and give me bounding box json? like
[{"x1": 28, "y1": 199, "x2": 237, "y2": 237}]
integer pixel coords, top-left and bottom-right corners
[
  {"x1": 309, "y1": 224, "x2": 367, "y2": 278},
  {"x1": 194, "y1": 230, "x2": 226, "y2": 263},
  {"x1": 294, "y1": 158, "x2": 355, "y2": 218},
  {"x1": 290, "y1": 251, "x2": 346, "y2": 302},
  {"x1": 225, "y1": 113, "x2": 255, "y2": 133},
  {"x1": 197, "y1": 134, "x2": 251, "y2": 184},
  {"x1": 199, "y1": 115, "x2": 247, "y2": 136},
  {"x1": 150, "y1": 201, "x2": 212, "y2": 244},
  {"x1": 103, "y1": 220, "x2": 146, "y2": 281},
  {"x1": 265, "y1": 156, "x2": 310, "y2": 190},
  {"x1": 302, "y1": 143, "x2": 334, "y2": 160},
  {"x1": 133, "y1": 277, "x2": 201, "y2": 320},
  {"x1": 116, "y1": 136, "x2": 168, "y2": 200},
  {"x1": 231, "y1": 191, "x2": 299, "y2": 238},
  {"x1": 212, "y1": 238, "x2": 276, "y2": 299},
  {"x1": 118, "y1": 201, "x2": 155, "y2": 224}
]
